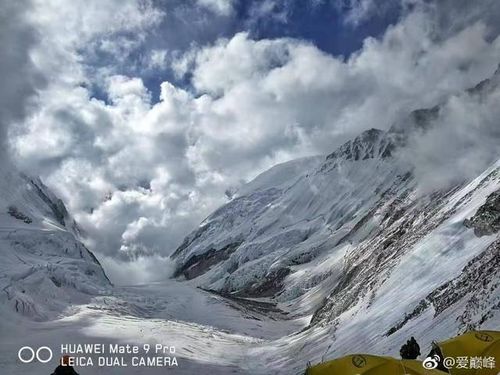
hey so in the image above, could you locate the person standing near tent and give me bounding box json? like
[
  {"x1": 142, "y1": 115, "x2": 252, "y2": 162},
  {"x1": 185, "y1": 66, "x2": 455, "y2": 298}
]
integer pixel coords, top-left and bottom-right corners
[{"x1": 400, "y1": 337, "x2": 421, "y2": 360}]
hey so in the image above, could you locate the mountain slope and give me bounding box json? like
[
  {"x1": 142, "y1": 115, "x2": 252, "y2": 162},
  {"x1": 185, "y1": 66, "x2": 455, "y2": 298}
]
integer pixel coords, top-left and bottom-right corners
[
  {"x1": 172, "y1": 135, "x2": 411, "y2": 306},
  {"x1": 0, "y1": 164, "x2": 111, "y2": 321},
  {"x1": 170, "y1": 67, "x2": 500, "y2": 371},
  {"x1": 245, "y1": 160, "x2": 500, "y2": 374}
]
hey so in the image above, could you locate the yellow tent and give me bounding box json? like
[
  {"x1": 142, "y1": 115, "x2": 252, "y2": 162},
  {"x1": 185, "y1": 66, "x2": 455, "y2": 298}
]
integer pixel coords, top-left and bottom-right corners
[
  {"x1": 435, "y1": 330, "x2": 500, "y2": 375},
  {"x1": 306, "y1": 354, "x2": 446, "y2": 374}
]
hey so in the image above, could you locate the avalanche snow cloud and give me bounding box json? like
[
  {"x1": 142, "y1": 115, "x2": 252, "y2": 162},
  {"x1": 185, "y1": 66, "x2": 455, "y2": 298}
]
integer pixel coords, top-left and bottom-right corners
[{"x1": 3, "y1": 0, "x2": 500, "y2": 283}]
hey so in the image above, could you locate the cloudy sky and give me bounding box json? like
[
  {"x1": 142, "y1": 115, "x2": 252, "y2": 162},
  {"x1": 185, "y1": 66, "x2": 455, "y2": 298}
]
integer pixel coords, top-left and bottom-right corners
[{"x1": 2, "y1": 0, "x2": 500, "y2": 283}]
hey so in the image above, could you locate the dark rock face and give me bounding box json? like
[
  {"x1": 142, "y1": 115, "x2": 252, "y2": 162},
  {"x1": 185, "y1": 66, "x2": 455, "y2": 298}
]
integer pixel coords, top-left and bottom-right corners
[
  {"x1": 234, "y1": 267, "x2": 291, "y2": 298},
  {"x1": 464, "y1": 189, "x2": 500, "y2": 237},
  {"x1": 325, "y1": 128, "x2": 395, "y2": 161},
  {"x1": 466, "y1": 63, "x2": 500, "y2": 98},
  {"x1": 29, "y1": 178, "x2": 69, "y2": 226},
  {"x1": 203, "y1": 288, "x2": 288, "y2": 319},
  {"x1": 7, "y1": 205, "x2": 32, "y2": 224},
  {"x1": 174, "y1": 241, "x2": 242, "y2": 279}
]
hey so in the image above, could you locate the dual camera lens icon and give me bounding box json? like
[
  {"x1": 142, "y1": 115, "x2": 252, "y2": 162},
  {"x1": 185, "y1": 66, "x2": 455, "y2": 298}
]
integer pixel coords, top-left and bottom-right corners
[{"x1": 18, "y1": 346, "x2": 53, "y2": 363}]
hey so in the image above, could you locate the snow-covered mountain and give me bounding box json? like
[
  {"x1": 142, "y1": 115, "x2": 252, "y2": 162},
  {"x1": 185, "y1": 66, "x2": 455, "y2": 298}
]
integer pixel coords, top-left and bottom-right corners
[
  {"x1": 0, "y1": 164, "x2": 111, "y2": 322},
  {"x1": 171, "y1": 67, "x2": 500, "y2": 370}
]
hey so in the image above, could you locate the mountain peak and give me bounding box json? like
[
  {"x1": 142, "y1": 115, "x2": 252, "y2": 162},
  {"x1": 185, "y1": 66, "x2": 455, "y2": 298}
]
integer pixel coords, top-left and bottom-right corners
[{"x1": 325, "y1": 127, "x2": 395, "y2": 162}]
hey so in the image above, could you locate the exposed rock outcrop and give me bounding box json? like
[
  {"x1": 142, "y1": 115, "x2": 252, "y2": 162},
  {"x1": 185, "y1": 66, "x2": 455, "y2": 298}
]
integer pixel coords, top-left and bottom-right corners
[
  {"x1": 174, "y1": 241, "x2": 243, "y2": 279},
  {"x1": 464, "y1": 189, "x2": 500, "y2": 236}
]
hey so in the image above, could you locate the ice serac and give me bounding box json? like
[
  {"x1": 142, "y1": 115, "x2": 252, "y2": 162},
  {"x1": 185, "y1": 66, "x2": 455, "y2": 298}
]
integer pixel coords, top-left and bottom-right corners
[{"x1": 0, "y1": 165, "x2": 111, "y2": 321}]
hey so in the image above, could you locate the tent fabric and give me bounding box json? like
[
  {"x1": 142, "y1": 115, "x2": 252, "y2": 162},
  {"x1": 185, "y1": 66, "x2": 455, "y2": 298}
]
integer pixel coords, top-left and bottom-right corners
[
  {"x1": 436, "y1": 330, "x2": 500, "y2": 375},
  {"x1": 306, "y1": 354, "x2": 446, "y2": 374},
  {"x1": 402, "y1": 359, "x2": 449, "y2": 374},
  {"x1": 306, "y1": 331, "x2": 500, "y2": 375}
]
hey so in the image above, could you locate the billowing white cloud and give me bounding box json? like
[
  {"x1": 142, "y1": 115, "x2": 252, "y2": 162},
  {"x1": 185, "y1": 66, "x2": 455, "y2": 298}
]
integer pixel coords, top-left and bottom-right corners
[
  {"x1": 401, "y1": 72, "x2": 500, "y2": 193},
  {"x1": 6, "y1": 0, "x2": 500, "y2": 284}
]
